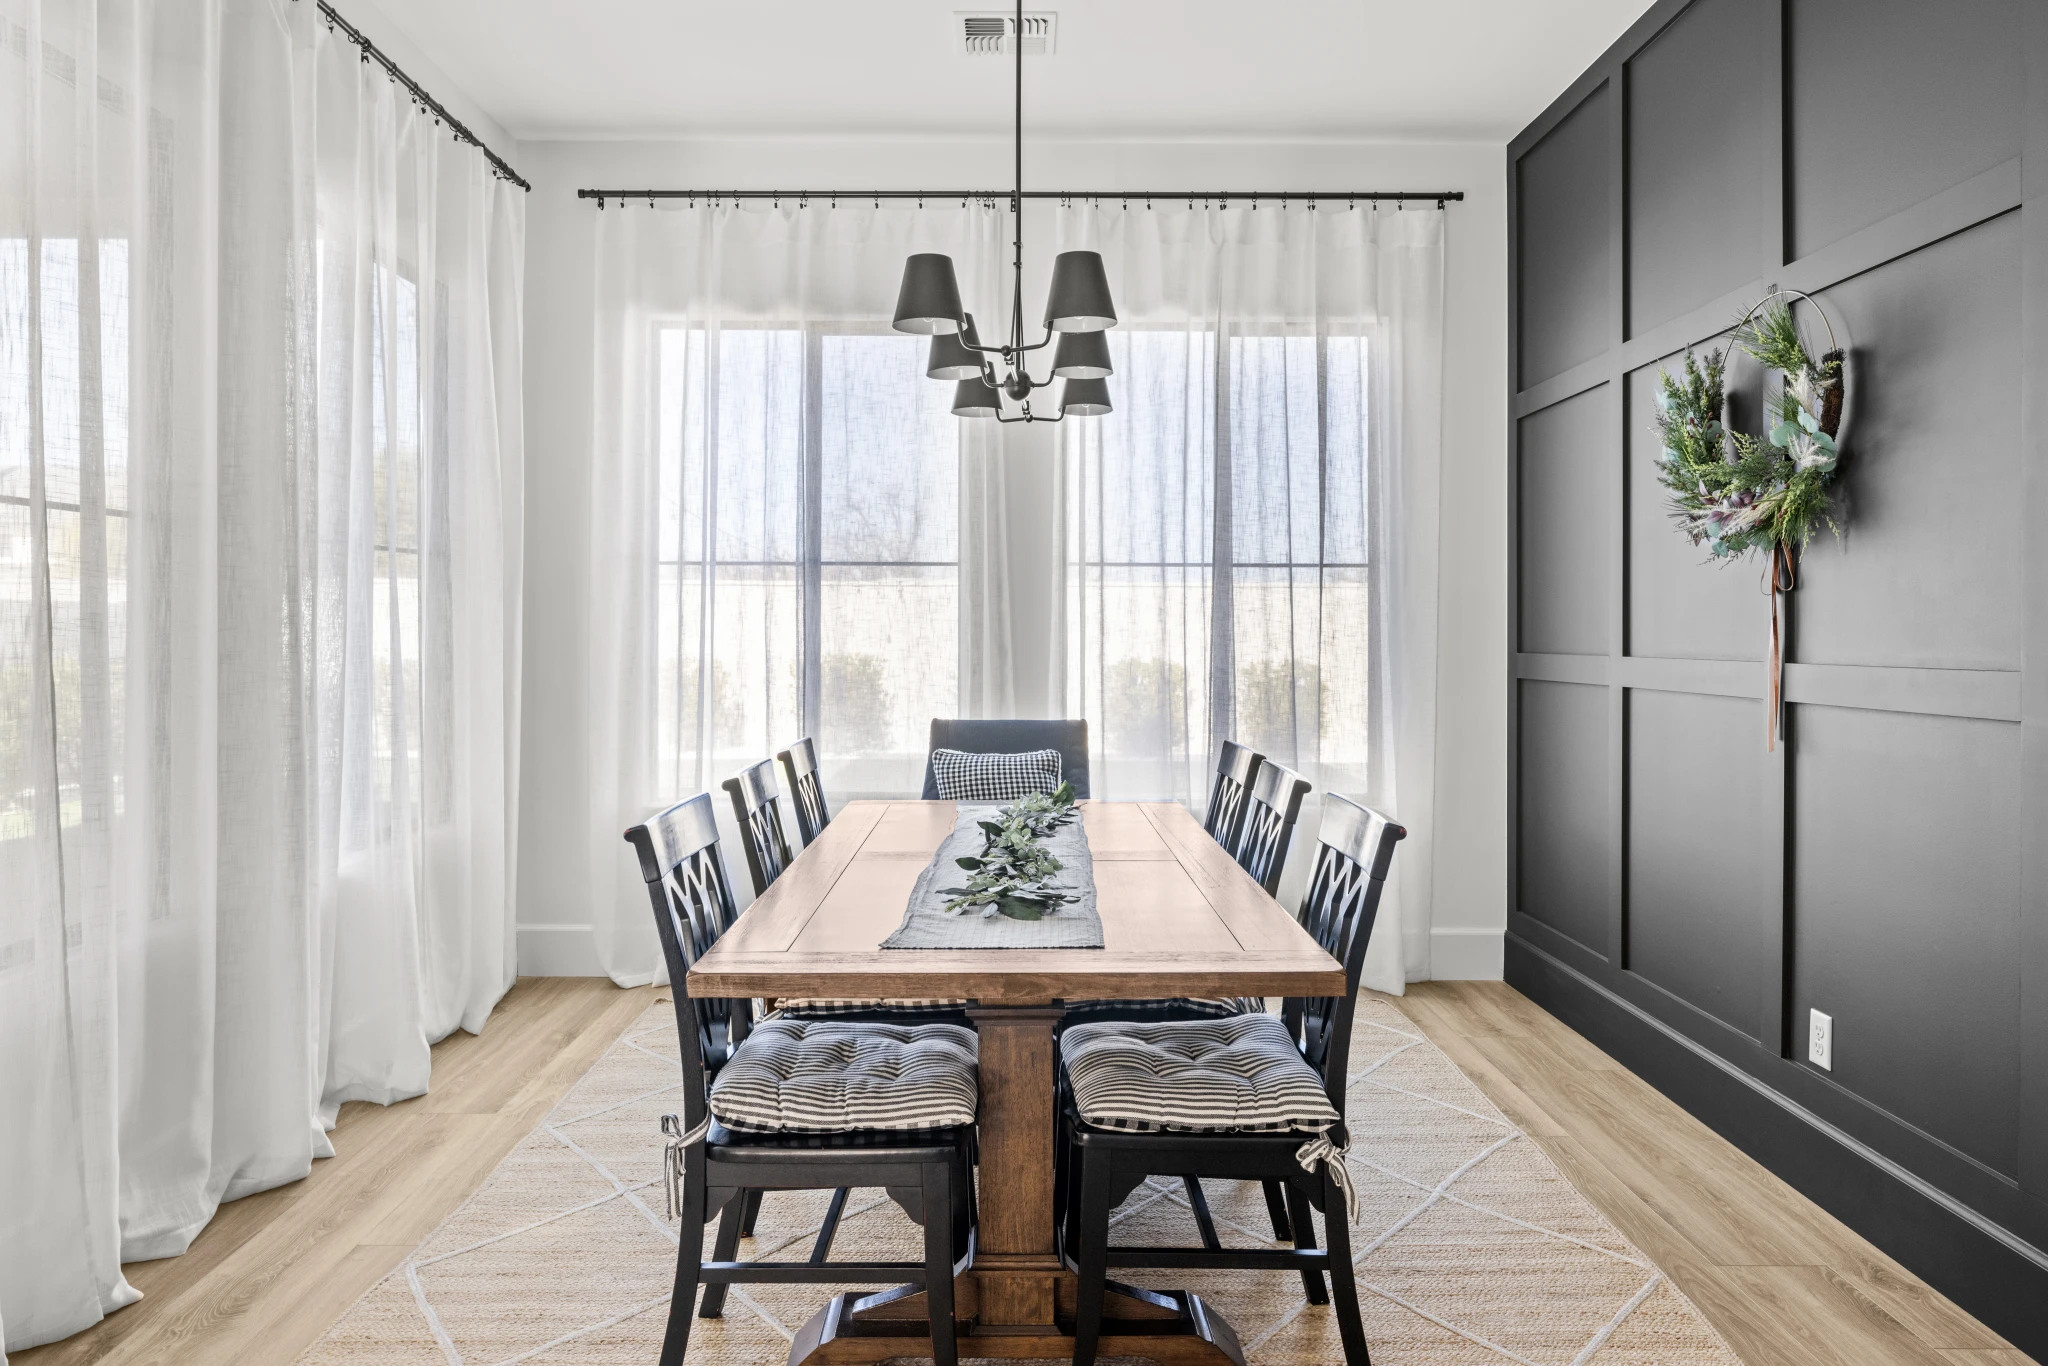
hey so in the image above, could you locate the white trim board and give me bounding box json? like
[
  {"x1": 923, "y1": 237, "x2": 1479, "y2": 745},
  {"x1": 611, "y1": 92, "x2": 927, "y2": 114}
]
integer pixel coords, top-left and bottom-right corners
[
  {"x1": 1429, "y1": 927, "x2": 1505, "y2": 980},
  {"x1": 518, "y1": 923, "x2": 603, "y2": 977}
]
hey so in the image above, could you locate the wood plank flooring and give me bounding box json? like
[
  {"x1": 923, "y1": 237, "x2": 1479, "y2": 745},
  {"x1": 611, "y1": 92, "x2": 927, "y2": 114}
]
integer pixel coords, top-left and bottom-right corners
[
  {"x1": 13, "y1": 977, "x2": 658, "y2": 1366},
  {"x1": 1398, "y1": 981, "x2": 2021, "y2": 1366},
  {"x1": 15, "y1": 977, "x2": 2019, "y2": 1365}
]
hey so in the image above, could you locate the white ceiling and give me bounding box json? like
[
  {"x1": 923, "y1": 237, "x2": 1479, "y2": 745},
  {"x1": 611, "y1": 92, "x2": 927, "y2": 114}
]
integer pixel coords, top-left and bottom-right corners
[{"x1": 364, "y1": 0, "x2": 1654, "y2": 143}]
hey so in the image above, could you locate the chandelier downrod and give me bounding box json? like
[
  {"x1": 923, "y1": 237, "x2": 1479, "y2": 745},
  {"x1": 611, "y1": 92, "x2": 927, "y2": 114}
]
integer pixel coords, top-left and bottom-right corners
[{"x1": 888, "y1": 0, "x2": 1122, "y2": 422}]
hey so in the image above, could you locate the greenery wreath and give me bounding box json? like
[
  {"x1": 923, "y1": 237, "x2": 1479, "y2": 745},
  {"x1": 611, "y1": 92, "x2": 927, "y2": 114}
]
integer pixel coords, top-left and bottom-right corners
[{"x1": 1652, "y1": 294, "x2": 1846, "y2": 561}]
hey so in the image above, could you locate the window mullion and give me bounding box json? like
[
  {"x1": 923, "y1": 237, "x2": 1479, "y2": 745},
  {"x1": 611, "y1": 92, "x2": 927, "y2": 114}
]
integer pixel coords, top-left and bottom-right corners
[{"x1": 800, "y1": 326, "x2": 824, "y2": 742}]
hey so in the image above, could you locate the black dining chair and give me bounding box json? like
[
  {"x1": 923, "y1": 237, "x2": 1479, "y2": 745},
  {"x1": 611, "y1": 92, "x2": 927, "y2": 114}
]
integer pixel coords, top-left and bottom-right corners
[
  {"x1": 775, "y1": 736, "x2": 832, "y2": 847},
  {"x1": 920, "y1": 718, "x2": 1090, "y2": 800},
  {"x1": 1203, "y1": 739, "x2": 1264, "y2": 853},
  {"x1": 1057, "y1": 795, "x2": 1406, "y2": 1366},
  {"x1": 626, "y1": 794, "x2": 975, "y2": 1366},
  {"x1": 722, "y1": 757, "x2": 795, "y2": 899},
  {"x1": 1235, "y1": 757, "x2": 1311, "y2": 897}
]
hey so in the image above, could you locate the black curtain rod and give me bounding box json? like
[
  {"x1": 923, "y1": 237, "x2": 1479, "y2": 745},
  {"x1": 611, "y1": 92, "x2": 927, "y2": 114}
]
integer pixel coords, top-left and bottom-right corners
[
  {"x1": 303, "y1": 0, "x2": 530, "y2": 192},
  {"x1": 578, "y1": 188, "x2": 1463, "y2": 206}
]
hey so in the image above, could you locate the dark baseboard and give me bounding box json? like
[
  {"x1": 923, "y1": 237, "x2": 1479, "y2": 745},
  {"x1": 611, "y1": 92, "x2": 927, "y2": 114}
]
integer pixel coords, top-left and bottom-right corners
[{"x1": 1506, "y1": 933, "x2": 2048, "y2": 1363}]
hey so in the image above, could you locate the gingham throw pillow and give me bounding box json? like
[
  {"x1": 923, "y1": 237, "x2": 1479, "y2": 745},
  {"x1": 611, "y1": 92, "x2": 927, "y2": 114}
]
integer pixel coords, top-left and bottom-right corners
[{"x1": 929, "y1": 747, "x2": 1063, "y2": 802}]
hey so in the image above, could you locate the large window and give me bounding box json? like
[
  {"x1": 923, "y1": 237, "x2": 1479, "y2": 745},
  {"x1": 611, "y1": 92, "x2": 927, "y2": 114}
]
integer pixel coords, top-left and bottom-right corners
[
  {"x1": 1065, "y1": 327, "x2": 1373, "y2": 801},
  {"x1": 655, "y1": 326, "x2": 958, "y2": 797},
  {"x1": 0, "y1": 238, "x2": 131, "y2": 852}
]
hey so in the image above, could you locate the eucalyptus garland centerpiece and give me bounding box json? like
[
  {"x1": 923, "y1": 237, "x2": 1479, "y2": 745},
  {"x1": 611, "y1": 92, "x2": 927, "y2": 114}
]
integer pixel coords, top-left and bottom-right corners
[
  {"x1": 1652, "y1": 292, "x2": 1849, "y2": 749},
  {"x1": 939, "y1": 782, "x2": 1082, "y2": 921},
  {"x1": 1653, "y1": 300, "x2": 1845, "y2": 558}
]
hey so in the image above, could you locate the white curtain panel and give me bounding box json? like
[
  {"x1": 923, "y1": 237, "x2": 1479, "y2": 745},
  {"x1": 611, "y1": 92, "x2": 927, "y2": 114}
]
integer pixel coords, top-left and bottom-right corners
[
  {"x1": 1053, "y1": 200, "x2": 1444, "y2": 993},
  {"x1": 0, "y1": 0, "x2": 526, "y2": 1352},
  {"x1": 587, "y1": 200, "x2": 1004, "y2": 985}
]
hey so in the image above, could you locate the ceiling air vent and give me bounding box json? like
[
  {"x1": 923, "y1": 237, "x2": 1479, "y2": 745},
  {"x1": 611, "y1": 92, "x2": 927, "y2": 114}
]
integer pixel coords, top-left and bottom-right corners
[{"x1": 958, "y1": 11, "x2": 1056, "y2": 56}]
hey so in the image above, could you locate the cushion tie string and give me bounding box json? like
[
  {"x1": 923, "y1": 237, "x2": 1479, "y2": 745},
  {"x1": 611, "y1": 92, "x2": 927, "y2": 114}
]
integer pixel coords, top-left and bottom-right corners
[
  {"x1": 660, "y1": 1111, "x2": 710, "y2": 1221},
  {"x1": 1295, "y1": 1130, "x2": 1358, "y2": 1222}
]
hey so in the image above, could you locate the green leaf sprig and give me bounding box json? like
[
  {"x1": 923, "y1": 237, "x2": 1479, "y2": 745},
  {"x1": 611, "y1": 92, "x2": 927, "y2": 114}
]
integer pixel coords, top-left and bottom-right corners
[{"x1": 937, "y1": 781, "x2": 1082, "y2": 922}]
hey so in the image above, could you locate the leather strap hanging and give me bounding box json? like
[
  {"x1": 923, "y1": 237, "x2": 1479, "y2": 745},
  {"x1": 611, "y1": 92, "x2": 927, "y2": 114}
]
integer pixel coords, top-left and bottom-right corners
[{"x1": 1763, "y1": 541, "x2": 1796, "y2": 751}]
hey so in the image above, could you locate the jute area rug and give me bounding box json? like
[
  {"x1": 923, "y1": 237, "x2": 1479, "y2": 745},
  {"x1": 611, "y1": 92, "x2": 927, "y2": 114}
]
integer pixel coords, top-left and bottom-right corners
[{"x1": 300, "y1": 996, "x2": 1742, "y2": 1366}]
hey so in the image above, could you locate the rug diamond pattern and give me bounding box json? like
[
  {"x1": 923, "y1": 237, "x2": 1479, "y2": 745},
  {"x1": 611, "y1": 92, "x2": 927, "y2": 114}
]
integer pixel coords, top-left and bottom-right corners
[{"x1": 299, "y1": 996, "x2": 1741, "y2": 1366}]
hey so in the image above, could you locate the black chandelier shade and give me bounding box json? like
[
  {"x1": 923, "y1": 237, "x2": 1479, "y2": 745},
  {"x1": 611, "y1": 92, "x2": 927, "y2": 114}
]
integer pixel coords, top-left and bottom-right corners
[
  {"x1": 927, "y1": 317, "x2": 985, "y2": 380},
  {"x1": 1044, "y1": 251, "x2": 1117, "y2": 331},
  {"x1": 893, "y1": 253, "x2": 964, "y2": 334},
  {"x1": 1059, "y1": 377, "x2": 1113, "y2": 415},
  {"x1": 951, "y1": 377, "x2": 1000, "y2": 417},
  {"x1": 1051, "y1": 328, "x2": 1112, "y2": 379}
]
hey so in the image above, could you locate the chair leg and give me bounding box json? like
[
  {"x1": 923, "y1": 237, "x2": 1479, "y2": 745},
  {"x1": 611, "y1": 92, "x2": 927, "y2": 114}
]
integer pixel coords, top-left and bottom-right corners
[
  {"x1": 1322, "y1": 1165, "x2": 1371, "y2": 1365},
  {"x1": 696, "y1": 1192, "x2": 746, "y2": 1318},
  {"x1": 921, "y1": 1160, "x2": 959, "y2": 1366},
  {"x1": 1071, "y1": 1150, "x2": 1117, "y2": 1366},
  {"x1": 809, "y1": 1186, "x2": 850, "y2": 1263},
  {"x1": 1284, "y1": 1180, "x2": 1329, "y2": 1305},
  {"x1": 738, "y1": 1187, "x2": 765, "y2": 1237},
  {"x1": 1182, "y1": 1176, "x2": 1223, "y2": 1250},
  {"x1": 658, "y1": 1166, "x2": 706, "y2": 1366},
  {"x1": 1261, "y1": 1179, "x2": 1294, "y2": 1242}
]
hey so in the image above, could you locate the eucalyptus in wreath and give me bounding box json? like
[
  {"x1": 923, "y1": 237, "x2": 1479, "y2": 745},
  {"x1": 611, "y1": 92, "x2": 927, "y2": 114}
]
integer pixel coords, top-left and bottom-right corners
[
  {"x1": 938, "y1": 782, "x2": 1082, "y2": 921},
  {"x1": 1653, "y1": 300, "x2": 1845, "y2": 560}
]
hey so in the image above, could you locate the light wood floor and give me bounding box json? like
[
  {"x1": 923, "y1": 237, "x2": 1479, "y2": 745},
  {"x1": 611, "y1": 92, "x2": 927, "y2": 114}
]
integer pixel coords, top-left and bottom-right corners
[
  {"x1": 16, "y1": 977, "x2": 2023, "y2": 1366},
  {"x1": 13, "y1": 977, "x2": 661, "y2": 1366}
]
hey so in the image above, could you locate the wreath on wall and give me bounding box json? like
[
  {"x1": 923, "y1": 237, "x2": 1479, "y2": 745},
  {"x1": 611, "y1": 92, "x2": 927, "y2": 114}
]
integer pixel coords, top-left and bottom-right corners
[{"x1": 1651, "y1": 292, "x2": 1849, "y2": 749}]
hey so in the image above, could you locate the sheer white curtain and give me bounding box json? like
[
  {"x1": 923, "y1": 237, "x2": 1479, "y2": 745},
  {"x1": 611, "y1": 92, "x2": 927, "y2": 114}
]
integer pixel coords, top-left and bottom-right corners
[
  {"x1": 1054, "y1": 200, "x2": 1443, "y2": 993},
  {"x1": 587, "y1": 201, "x2": 1003, "y2": 984},
  {"x1": 0, "y1": 0, "x2": 526, "y2": 1352}
]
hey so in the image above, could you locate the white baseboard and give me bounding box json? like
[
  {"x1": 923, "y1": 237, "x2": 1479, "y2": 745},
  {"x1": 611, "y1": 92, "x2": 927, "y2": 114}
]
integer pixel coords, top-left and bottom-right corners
[
  {"x1": 1429, "y1": 927, "x2": 1504, "y2": 980},
  {"x1": 517, "y1": 923, "x2": 603, "y2": 977}
]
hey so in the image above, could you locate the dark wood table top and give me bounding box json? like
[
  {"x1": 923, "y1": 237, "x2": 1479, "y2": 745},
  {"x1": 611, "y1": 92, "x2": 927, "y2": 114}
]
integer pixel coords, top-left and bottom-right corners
[{"x1": 688, "y1": 798, "x2": 1345, "y2": 1005}]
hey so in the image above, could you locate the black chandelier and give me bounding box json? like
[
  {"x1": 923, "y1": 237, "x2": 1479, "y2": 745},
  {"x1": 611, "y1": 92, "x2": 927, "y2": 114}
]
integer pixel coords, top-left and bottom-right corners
[{"x1": 890, "y1": 1, "x2": 1115, "y2": 420}]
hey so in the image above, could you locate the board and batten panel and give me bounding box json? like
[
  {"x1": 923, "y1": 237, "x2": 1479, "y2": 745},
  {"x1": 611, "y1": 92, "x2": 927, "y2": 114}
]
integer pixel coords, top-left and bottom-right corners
[
  {"x1": 1510, "y1": 0, "x2": 2046, "y2": 1346},
  {"x1": 1518, "y1": 387, "x2": 1610, "y2": 657},
  {"x1": 1787, "y1": 0, "x2": 2023, "y2": 260},
  {"x1": 1627, "y1": 689, "x2": 1766, "y2": 1040},
  {"x1": 1517, "y1": 84, "x2": 1611, "y2": 388},
  {"x1": 1796, "y1": 213, "x2": 2023, "y2": 671},
  {"x1": 1626, "y1": 0, "x2": 1767, "y2": 338},
  {"x1": 1627, "y1": 354, "x2": 1767, "y2": 661},
  {"x1": 1517, "y1": 680, "x2": 1612, "y2": 958},
  {"x1": 1791, "y1": 704, "x2": 2023, "y2": 1178}
]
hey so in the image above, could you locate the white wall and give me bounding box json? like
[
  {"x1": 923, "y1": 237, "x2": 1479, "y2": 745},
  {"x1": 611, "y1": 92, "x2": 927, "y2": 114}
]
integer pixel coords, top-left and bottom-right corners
[
  {"x1": 343, "y1": 0, "x2": 514, "y2": 154},
  {"x1": 514, "y1": 136, "x2": 1507, "y2": 979}
]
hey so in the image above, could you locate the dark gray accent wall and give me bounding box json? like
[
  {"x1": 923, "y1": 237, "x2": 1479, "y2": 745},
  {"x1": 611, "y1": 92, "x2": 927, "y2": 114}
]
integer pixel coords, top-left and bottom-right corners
[{"x1": 1508, "y1": 0, "x2": 2048, "y2": 1353}]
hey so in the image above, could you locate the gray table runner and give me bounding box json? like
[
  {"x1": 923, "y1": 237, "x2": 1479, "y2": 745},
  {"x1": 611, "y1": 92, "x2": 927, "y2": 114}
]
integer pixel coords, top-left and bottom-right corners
[{"x1": 880, "y1": 803, "x2": 1105, "y2": 950}]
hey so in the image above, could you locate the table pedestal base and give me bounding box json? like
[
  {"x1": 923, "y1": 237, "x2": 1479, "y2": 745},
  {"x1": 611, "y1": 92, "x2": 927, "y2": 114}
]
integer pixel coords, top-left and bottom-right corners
[{"x1": 789, "y1": 1278, "x2": 1245, "y2": 1366}]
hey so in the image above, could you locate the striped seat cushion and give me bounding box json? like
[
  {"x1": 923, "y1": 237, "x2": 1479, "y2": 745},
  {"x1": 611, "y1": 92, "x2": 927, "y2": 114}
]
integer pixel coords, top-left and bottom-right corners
[
  {"x1": 708, "y1": 1118, "x2": 965, "y2": 1149},
  {"x1": 929, "y1": 747, "x2": 1062, "y2": 801},
  {"x1": 1060, "y1": 996, "x2": 1265, "y2": 1026},
  {"x1": 774, "y1": 998, "x2": 971, "y2": 1023},
  {"x1": 709, "y1": 1017, "x2": 979, "y2": 1134},
  {"x1": 1060, "y1": 1012, "x2": 1338, "y2": 1135}
]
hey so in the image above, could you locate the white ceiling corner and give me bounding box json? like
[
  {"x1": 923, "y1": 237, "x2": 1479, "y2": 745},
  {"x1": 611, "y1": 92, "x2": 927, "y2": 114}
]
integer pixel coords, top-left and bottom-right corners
[{"x1": 356, "y1": 0, "x2": 1656, "y2": 144}]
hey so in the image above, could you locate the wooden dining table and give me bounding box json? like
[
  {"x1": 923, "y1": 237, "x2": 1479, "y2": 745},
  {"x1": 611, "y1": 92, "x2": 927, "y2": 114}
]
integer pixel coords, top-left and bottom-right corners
[{"x1": 688, "y1": 798, "x2": 1346, "y2": 1365}]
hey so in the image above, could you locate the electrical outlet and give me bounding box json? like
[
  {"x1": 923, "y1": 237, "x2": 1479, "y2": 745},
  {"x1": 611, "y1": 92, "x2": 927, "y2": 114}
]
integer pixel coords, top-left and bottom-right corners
[{"x1": 1808, "y1": 1008, "x2": 1833, "y2": 1071}]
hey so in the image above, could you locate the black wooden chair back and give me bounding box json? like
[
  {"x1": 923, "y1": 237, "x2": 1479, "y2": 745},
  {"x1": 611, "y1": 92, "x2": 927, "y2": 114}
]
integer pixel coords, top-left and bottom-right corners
[
  {"x1": 624, "y1": 793, "x2": 746, "y2": 1107},
  {"x1": 1234, "y1": 758, "x2": 1311, "y2": 896},
  {"x1": 776, "y1": 736, "x2": 831, "y2": 847},
  {"x1": 1284, "y1": 794, "x2": 1406, "y2": 1116},
  {"x1": 1202, "y1": 740, "x2": 1263, "y2": 853},
  {"x1": 722, "y1": 758, "x2": 795, "y2": 898}
]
